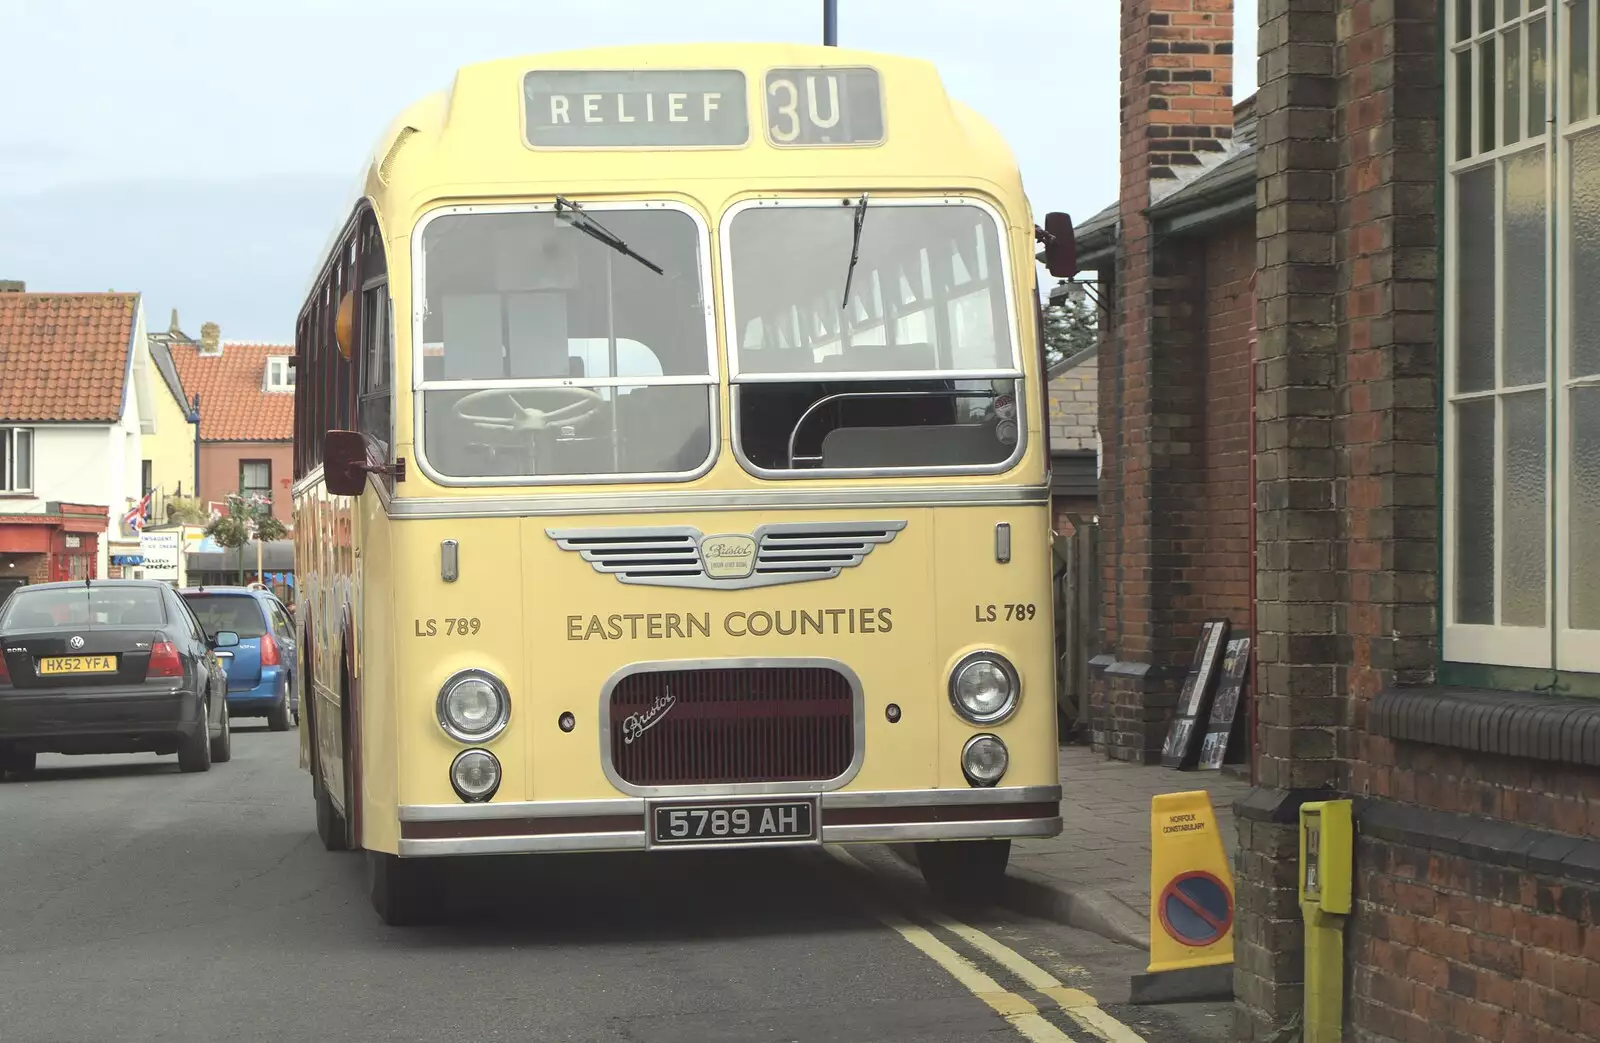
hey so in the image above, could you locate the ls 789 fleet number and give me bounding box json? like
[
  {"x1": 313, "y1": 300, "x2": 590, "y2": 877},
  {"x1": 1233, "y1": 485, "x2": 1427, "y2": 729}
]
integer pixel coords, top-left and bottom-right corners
[{"x1": 974, "y1": 603, "x2": 1037, "y2": 623}]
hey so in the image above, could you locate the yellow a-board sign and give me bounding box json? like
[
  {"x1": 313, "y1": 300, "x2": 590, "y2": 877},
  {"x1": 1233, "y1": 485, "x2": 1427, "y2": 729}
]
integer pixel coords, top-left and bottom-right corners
[{"x1": 1146, "y1": 791, "x2": 1235, "y2": 975}]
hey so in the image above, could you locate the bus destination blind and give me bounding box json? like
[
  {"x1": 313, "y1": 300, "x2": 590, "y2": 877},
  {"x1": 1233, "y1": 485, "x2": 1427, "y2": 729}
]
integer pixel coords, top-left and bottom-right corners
[
  {"x1": 523, "y1": 69, "x2": 750, "y2": 148},
  {"x1": 763, "y1": 67, "x2": 884, "y2": 146}
]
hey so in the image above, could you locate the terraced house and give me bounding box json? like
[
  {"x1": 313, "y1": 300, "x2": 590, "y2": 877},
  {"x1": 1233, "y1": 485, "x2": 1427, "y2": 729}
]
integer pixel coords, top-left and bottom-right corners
[
  {"x1": 1082, "y1": 1, "x2": 1600, "y2": 1039},
  {"x1": 169, "y1": 326, "x2": 295, "y2": 527}
]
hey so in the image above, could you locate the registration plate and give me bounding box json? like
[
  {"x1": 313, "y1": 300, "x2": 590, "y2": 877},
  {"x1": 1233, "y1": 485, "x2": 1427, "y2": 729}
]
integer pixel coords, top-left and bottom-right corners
[
  {"x1": 650, "y1": 799, "x2": 817, "y2": 847},
  {"x1": 38, "y1": 655, "x2": 117, "y2": 675}
]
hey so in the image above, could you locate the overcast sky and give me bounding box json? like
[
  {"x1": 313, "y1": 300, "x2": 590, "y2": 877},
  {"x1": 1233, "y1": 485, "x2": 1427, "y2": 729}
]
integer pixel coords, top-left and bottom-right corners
[{"x1": 0, "y1": 0, "x2": 1256, "y2": 341}]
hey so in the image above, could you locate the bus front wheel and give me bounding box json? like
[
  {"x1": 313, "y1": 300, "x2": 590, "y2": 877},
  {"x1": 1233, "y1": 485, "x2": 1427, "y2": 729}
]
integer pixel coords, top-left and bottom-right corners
[
  {"x1": 367, "y1": 852, "x2": 441, "y2": 926},
  {"x1": 915, "y1": 839, "x2": 1012, "y2": 904}
]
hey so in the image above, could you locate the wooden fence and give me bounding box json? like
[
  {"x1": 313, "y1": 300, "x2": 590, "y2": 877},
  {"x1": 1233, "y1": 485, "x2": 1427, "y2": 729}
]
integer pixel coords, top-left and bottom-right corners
[{"x1": 1053, "y1": 518, "x2": 1099, "y2": 740}]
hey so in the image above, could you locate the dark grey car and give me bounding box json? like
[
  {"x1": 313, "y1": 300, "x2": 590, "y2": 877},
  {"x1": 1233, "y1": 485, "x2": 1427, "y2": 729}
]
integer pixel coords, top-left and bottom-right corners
[{"x1": 0, "y1": 580, "x2": 234, "y2": 778}]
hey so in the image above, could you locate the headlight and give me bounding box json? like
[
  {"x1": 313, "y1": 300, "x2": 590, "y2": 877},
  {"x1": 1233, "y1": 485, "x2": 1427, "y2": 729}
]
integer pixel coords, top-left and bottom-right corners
[
  {"x1": 436, "y1": 670, "x2": 511, "y2": 743},
  {"x1": 961, "y1": 734, "x2": 1008, "y2": 787},
  {"x1": 450, "y1": 748, "x2": 501, "y2": 802},
  {"x1": 948, "y1": 651, "x2": 1019, "y2": 724}
]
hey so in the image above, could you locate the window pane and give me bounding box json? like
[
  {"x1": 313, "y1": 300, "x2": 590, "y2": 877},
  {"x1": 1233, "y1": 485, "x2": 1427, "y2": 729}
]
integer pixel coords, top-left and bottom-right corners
[
  {"x1": 1481, "y1": 37, "x2": 1498, "y2": 153},
  {"x1": 1571, "y1": 386, "x2": 1600, "y2": 629},
  {"x1": 0, "y1": 430, "x2": 10, "y2": 491},
  {"x1": 1481, "y1": 0, "x2": 1497, "y2": 32},
  {"x1": 1459, "y1": 0, "x2": 1474, "y2": 38},
  {"x1": 1529, "y1": 17, "x2": 1547, "y2": 132},
  {"x1": 1457, "y1": 165, "x2": 1497, "y2": 392},
  {"x1": 1571, "y1": 129, "x2": 1600, "y2": 377},
  {"x1": 1501, "y1": 391, "x2": 1547, "y2": 625},
  {"x1": 1457, "y1": 49, "x2": 1475, "y2": 160},
  {"x1": 14, "y1": 429, "x2": 29, "y2": 490},
  {"x1": 1456, "y1": 398, "x2": 1497, "y2": 624},
  {"x1": 1504, "y1": 0, "x2": 1519, "y2": 19},
  {"x1": 1504, "y1": 29, "x2": 1523, "y2": 145},
  {"x1": 1503, "y1": 147, "x2": 1547, "y2": 385},
  {"x1": 1573, "y1": 0, "x2": 1592, "y2": 124}
]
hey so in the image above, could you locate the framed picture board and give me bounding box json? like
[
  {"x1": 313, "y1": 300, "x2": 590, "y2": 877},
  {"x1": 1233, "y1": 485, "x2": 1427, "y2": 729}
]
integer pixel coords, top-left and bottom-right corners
[
  {"x1": 1161, "y1": 618, "x2": 1230, "y2": 769},
  {"x1": 1198, "y1": 637, "x2": 1251, "y2": 771}
]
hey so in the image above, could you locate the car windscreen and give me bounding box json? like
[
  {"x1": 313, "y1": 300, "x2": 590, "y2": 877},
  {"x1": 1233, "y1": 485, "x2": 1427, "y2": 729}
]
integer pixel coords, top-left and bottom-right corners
[
  {"x1": 181, "y1": 594, "x2": 269, "y2": 638},
  {"x1": 0, "y1": 587, "x2": 168, "y2": 628}
]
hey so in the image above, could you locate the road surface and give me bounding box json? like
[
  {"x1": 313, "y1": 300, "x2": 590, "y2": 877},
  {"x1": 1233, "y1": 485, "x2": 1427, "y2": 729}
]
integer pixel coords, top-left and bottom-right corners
[{"x1": 0, "y1": 727, "x2": 1230, "y2": 1042}]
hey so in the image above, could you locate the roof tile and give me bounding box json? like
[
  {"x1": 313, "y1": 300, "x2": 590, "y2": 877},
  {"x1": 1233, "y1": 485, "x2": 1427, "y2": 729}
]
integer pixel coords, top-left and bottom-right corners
[
  {"x1": 0, "y1": 293, "x2": 138, "y2": 422},
  {"x1": 170, "y1": 341, "x2": 294, "y2": 442}
]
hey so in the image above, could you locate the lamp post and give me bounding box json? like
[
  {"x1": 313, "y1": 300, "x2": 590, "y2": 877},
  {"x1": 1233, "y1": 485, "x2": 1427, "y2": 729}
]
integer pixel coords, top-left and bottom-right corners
[{"x1": 824, "y1": 0, "x2": 837, "y2": 45}]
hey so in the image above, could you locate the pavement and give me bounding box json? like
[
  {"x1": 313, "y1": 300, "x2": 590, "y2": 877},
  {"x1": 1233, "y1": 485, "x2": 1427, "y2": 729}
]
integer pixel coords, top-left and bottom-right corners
[
  {"x1": 0, "y1": 728, "x2": 1235, "y2": 1043},
  {"x1": 1006, "y1": 745, "x2": 1254, "y2": 951}
]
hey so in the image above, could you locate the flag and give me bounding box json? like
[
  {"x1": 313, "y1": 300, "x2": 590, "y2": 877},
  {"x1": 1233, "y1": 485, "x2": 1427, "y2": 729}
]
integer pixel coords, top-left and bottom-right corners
[{"x1": 124, "y1": 490, "x2": 153, "y2": 533}]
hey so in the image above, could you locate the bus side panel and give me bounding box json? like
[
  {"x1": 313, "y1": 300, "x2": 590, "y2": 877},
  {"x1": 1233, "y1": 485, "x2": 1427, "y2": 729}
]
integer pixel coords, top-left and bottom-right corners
[
  {"x1": 357, "y1": 493, "x2": 400, "y2": 854},
  {"x1": 931, "y1": 507, "x2": 1057, "y2": 791},
  {"x1": 389, "y1": 518, "x2": 529, "y2": 810}
]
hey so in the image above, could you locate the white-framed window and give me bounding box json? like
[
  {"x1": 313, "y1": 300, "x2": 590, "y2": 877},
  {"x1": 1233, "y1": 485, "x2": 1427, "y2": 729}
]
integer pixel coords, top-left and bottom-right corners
[
  {"x1": 264, "y1": 356, "x2": 294, "y2": 392},
  {"x1": 0, "y1": 427, "x2": 33, "y2": 493},
  {"x1": 1445, "y1": 0, "x2": 1600, "y2": 673}
]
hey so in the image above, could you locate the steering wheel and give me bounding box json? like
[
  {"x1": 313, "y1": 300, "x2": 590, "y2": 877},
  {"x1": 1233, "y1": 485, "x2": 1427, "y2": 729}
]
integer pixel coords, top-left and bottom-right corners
[{"x1": 452, "y1": 387, "x2": 606, "y2": 441}]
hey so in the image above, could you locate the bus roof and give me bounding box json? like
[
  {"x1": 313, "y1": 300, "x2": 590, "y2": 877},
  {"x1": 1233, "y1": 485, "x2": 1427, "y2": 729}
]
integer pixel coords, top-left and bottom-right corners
[{"x1": 305, "y1": 43, "x2": 1022, "y2": 300}]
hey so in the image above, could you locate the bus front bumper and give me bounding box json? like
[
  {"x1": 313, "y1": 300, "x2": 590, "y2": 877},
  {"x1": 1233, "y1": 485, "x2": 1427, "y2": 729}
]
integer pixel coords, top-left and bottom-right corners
[{"x1": 395, "y1": 785, "x2": 1063, "y2": 857}]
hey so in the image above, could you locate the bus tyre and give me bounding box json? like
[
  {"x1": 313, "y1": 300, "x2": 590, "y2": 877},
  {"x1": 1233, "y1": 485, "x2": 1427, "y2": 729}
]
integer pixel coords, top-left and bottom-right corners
[
  {"x1": 0, "y1": 746, "x2": 35, "y2": 780},
  {"x1": 915, "y1": 839, "x2": 1011, "y2": 904},
  {"x1": 210, "y1": 707, "x2": 233, "y2": 763},
  {"x1": 367, "y1": 852, "x2": 439, "y2": 926},
  {"x1": 267, "y1": 688, "x2": 292, "y2": 732}
]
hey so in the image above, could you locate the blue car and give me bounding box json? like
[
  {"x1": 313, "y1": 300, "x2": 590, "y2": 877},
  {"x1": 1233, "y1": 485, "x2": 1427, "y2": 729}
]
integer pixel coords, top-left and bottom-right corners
[{"x1": 180, "y1": 586, "x2": 298, "y2": 731}]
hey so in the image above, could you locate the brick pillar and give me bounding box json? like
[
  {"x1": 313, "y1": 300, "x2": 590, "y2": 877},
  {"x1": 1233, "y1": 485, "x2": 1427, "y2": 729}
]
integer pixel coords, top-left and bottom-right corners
[
  {"x1": 1235, "y1": 1, "x2": 1441, "y2": 1039},
  {"x1": 1234, "y1": 0, "x2": 1339, "y2": 1036},
  {"x1": 1097, "y1": 0, "x2": 1236, "y2": 761}
]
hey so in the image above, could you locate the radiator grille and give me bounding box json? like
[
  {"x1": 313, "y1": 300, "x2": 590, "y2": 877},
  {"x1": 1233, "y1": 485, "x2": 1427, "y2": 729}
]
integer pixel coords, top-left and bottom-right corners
[{"x1": 608, "y1": 666, "x2": 856, "y2": 787}]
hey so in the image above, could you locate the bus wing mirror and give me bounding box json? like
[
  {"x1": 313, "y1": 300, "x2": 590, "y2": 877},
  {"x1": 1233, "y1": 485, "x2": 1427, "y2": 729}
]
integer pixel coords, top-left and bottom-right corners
[
  {"x1": 1040, "y1": 212, "x2": 1077, "y2": 278},
  {"x1": 323, "y1": 430, "x2": 374, "y2": 497}
]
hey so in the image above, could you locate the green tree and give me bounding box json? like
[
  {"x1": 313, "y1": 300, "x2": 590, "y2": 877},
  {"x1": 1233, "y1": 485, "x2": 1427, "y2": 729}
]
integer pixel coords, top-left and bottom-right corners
[
  {"x1": 1042, "y1": 280, "x2": 1098, "y2": 368},
  {"x1": 204, "y1": 494, "x2": 289, "y2": 584}
]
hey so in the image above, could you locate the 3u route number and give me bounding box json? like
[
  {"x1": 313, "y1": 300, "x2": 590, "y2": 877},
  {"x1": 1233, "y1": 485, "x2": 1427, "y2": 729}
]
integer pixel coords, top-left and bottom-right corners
[{"x1": 974, "y1": 603, "x2": 1037, "y2": 623}]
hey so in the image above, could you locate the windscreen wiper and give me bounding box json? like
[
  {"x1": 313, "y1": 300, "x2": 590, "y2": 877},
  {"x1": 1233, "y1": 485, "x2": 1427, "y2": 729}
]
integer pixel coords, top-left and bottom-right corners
[
  {"x1": 841, "y1": 192, "x2": 869, "y2": 310},
  {"x1": 553, "y1": 196, "x2": 664, "y2": 275}
]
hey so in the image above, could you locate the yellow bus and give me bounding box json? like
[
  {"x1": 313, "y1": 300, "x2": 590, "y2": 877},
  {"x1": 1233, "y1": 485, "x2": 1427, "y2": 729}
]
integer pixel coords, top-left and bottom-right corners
[{"x1": 292, "y1": 43, "x2": 1077, "y2": 924}]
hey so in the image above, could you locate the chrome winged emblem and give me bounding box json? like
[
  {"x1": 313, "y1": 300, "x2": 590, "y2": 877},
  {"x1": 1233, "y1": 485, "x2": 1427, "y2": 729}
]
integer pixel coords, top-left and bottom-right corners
[{"x1": 546, "y1": 520, "x2": 906, "y2": 590}]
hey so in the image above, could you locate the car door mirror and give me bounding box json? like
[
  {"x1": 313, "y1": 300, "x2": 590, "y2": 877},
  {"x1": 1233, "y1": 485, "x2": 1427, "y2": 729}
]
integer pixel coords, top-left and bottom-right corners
[{"x1": 213, "y1": 631, "x2": 240, "y2": 649}]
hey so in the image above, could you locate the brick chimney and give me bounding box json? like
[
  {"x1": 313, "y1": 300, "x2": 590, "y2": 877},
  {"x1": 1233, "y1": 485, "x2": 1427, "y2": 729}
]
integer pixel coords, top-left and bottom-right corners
[
  {"x1": 0, "y1": 280, "x2": 24, "y2": 293},
  {"x1": 199, "y1": 322, "x2": 222, "y2": 356},
  {"x1": 1094, "y1": 0, "x2": 1235, "y2": 760}
]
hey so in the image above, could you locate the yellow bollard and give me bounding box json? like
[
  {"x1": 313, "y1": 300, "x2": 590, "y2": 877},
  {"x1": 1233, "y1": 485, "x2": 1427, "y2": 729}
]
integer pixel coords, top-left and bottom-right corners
[{"x1": 1298, "y1": 800, "x2": 1352, "y2": 1043}]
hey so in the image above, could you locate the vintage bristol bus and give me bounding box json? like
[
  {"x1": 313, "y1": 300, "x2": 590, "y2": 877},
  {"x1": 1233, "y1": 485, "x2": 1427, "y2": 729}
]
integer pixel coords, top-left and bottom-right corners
[{"x1": 293, "y1": 43, "x2": 1079, "y2": 924}]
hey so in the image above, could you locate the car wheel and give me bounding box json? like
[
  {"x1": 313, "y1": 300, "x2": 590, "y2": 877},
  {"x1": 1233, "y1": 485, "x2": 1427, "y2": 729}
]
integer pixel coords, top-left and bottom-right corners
[
  {"x1": 915, "y1": 839, "x2": 1011, "y2": 905},
  {"x1": 0, "y1": 746, "x2": 36, "y2": 780},
  {"x1": 210, "y1": 702, "x2": 233, "y2": 763},
  {"x1": 178, "y1": 698, "x2": 213, "y2": 774},
  {"x1": 367, "y1": 851, "x2": 441, "y2": 926},
  {"x1": 267, "y1": 685, "x2": 293, "y2": 732}
]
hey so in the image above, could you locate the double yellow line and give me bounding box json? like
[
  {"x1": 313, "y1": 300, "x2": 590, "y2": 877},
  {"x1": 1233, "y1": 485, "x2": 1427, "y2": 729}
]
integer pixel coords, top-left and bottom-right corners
[{"x1": 826, "y1": 847, "x2": 1148, "y2": 1043}]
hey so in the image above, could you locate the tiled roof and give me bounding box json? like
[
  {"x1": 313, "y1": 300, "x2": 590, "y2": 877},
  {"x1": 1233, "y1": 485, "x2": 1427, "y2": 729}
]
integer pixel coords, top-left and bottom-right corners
[
  {"x1": 0, "y1": 293, "x2": 139, "y2": 422},
  {"x1": 170, "y1": 341, "x2": 294, "y2": 442}
]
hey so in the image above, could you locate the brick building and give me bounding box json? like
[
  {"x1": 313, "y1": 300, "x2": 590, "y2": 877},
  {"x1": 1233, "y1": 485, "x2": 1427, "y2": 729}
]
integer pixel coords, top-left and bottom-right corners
[
  {"x1": 170, "y1": 329, "x2": 295, "y2": 526},
  {"x1": 1045, "y1": 309, "x2": 1100, "y2": 531},
  {"x1": 1083, "y1": 1, "x2": 1600, "y2": 1040}
]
